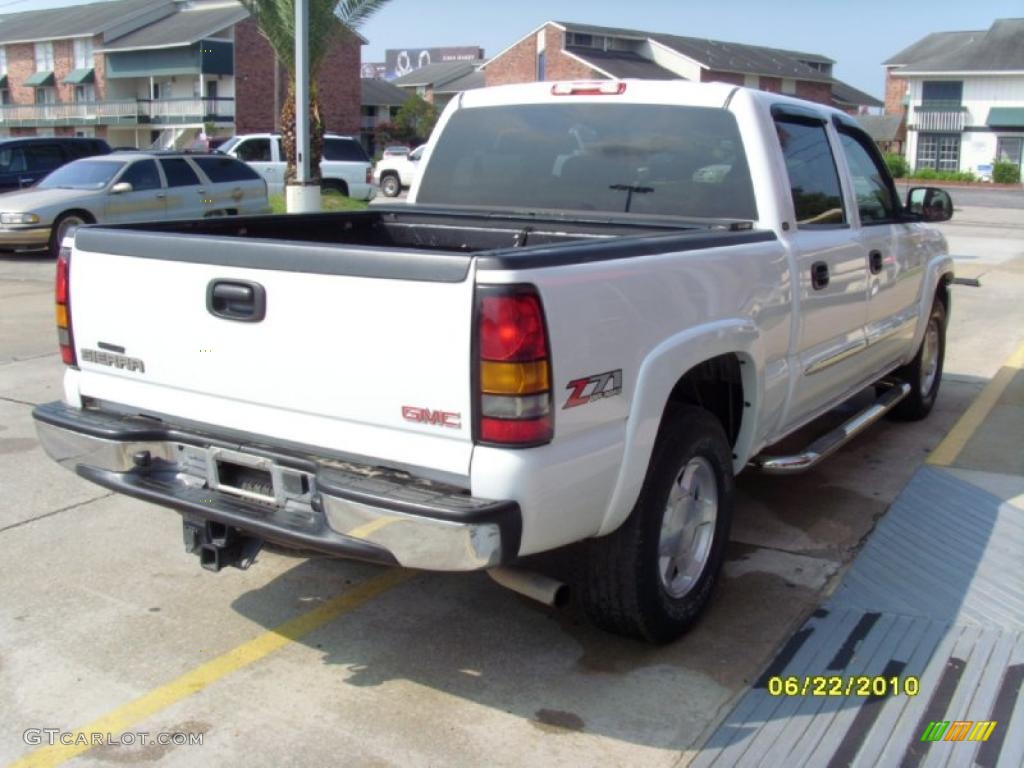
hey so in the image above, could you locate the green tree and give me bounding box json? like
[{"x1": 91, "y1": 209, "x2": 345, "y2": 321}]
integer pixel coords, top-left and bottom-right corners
[
  {"x1": 393, "y1": 95, "x2": 439, "y2": 144},
  {"x1": 239, "y1": 0, "x2": 390, "y2": 186}
]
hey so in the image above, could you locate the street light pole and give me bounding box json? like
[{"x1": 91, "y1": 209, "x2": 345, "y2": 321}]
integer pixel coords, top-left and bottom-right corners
[
  {"x1": 294, "y1": 0, "x2": 309, "y2": 184},
  {"x1": 287, "y1": 0, "x2": 319, "y2": 211}
]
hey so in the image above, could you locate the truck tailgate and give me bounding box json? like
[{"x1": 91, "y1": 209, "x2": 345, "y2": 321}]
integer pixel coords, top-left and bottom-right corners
[{"x1": 67, "y1": 232, "x2": 476, "y2": 478}]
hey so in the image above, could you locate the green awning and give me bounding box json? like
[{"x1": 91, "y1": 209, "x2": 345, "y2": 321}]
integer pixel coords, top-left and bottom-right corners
[
  {"x1": 63, "y1": 68, "x2": 95, "y2": 85},
  {"x1": 987, "y1": 107, "x2": 1024, "y2": 128},
  {"x1": 0, "y1": 75, "x2": 7, "y2": 89},
  {"x1": 24, "y1": 71, "x2": 55, "y2": 87}
]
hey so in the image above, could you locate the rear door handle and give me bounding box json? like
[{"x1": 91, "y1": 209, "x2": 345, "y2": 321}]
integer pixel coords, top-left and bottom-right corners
[
  {"x1": 811, "y1": 261, "x2": 830, "y2": 290},
  {"x1": 869, "y1": 250, "x2": 884, "y2": 274},
  {"x1": 206, "y1": 279, "x2": 266, "y2": 322}
]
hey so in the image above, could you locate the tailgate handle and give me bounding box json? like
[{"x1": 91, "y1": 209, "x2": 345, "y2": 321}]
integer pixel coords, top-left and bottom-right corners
[{"x1": 207, "y1": 279, "x2": 266, "y2": 322}]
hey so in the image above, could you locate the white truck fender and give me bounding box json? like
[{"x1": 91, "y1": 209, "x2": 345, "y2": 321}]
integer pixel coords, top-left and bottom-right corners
[
  {"x1": 904, "y1": 250, "x2": 955, "y2": 365},
  {"x1": 597, "y1": 318, "x2": 763, "y2": 536}
]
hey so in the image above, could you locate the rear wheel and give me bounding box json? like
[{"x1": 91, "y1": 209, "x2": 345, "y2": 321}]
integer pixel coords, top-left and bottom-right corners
[
  {"x1": 580, "y1": 405, "x2": 734, "y2": 642},
  {"x1": 889, "y1": 300, "x2": 946, "y2": 421},
  {"x1": 322, "y1": 179, "x2": 349, "y2": 197},
  {"x1": 49, "y1": 212, "x2": 89, "y2": 258},
  {"x1": 380, "y1": 173, "x2": 401, "y2": 197}
]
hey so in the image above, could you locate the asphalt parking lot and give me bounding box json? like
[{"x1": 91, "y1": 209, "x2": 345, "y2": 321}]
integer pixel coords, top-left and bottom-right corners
[{"x1": 1, "y1": 198, "x2": 1023, "y2": 767}]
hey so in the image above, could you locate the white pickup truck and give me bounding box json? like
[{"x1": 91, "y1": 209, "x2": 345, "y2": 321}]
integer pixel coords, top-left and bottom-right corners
[
  {"x1": 219, "y1": 133, "x2": 375, "y2": 200},
  {"x1": 34, "y1": 80, "x2": 954, "y2": 642},
  {"x1": 373, "y1": 144, "x2": 424, "y2": 197}
]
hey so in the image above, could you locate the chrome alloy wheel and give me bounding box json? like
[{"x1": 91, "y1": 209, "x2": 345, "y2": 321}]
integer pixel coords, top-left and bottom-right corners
[
  {"x1": 920, "y1": 318, "x2": 940, "y2": 397},
  {"x1": 657, "y1": 456, "x2": 719, "y2": 598}
]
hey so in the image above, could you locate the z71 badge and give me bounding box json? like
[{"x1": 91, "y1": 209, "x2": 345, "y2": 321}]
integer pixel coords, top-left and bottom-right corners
[{"x1": 564, "y1": 369, "x2": 623, "y2": 409}]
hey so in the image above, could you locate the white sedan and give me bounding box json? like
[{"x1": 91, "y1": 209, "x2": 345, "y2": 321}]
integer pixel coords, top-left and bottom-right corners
[{"x1": 0, "y1": 152, "x2": 270, "y2": 257}]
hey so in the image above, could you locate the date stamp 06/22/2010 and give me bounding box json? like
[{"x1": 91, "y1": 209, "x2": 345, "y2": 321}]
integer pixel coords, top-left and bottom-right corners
[{"x1": 766, "y1": 675, "x2": 921, "y2": 697}]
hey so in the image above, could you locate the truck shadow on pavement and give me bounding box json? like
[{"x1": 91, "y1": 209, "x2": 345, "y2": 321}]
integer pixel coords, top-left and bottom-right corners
[
  {"x1": 226, "y1": 380, "x2": 985, "y2": 750},
  {"x1": 229, "y1": 552, "x2": 825, "y2": 750}
]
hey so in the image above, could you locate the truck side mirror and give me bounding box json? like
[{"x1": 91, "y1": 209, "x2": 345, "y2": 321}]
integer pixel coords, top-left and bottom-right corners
[{"x1": 906, "y1": 187, "x2": 953, "y2": 222}]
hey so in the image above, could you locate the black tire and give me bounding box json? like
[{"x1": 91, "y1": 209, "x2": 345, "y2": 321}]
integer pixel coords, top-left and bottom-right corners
[
  {"x1": 580, "y1": 405, "x2": 734, "y2": 643},
  {"x1": 49, "y1": 212, "x2": 90, "y2": 259},
  {"x1": 323, "y1": 179, "x2": 349, "y2": 197},
  {"x1": 380, "y1": 173, "x2": 401, "y2": 197},
  {"x1": 889, "y1": 300, "x2": 946, "y2": 421}
]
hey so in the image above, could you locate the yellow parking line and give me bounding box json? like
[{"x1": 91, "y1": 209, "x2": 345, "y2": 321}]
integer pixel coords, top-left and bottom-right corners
[
  {"x1": 928, "y1": 341, "x2": 1024, "y2": 467},
  {"x1": 8, "y1": 568, "x2": 412, "y2": 768}
]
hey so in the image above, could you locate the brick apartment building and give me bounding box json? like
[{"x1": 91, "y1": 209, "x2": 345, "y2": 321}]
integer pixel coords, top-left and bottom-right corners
[
  {"x1": 0, "y1": 0, "x2": 362, "y2": 148},
  {"x1": 483, "y1": 21, "x2": 881, "y2": 113}
]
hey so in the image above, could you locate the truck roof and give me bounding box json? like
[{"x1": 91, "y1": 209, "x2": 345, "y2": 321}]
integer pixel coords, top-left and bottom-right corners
[{"x1": 454, "y1": 78, "x2": 848, "y2": 122}]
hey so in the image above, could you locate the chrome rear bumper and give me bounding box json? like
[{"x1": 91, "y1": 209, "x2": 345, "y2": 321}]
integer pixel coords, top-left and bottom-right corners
[{"x1": 33, "y1": 401, "x2": 520, "y2": 571}]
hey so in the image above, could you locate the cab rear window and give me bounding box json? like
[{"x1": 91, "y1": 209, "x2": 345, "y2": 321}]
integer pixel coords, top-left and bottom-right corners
[
  {"x1": 193, "y1": 156, "x2": 260, "y2": 182},
  {"x1": 417, "y1": 103, "x2": 758, "y2": 220},
  {"x1": 323, "y1": 138, "x2": 369, "y2": 163}
]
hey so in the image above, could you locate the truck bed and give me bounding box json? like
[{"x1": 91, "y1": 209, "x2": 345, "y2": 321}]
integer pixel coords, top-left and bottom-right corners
[{"x1": 74, "y1": 206, "x2": 771, "y2": 281}]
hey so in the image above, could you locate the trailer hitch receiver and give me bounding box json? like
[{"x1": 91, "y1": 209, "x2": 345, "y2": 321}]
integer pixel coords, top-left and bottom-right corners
[{"x1": 183, "y1": 518, "x2": 263, "y2": 571}]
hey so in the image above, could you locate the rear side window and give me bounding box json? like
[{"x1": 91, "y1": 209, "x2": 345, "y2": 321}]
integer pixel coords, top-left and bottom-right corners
[
  {"x1": 65, "y1": 141, "x2": 106, "y2": 159},
  {"x1": 160, "y1": 158, "x2": 200, "y2": 187},
  {"x1": 193, "y1": 156, "x2": 260, "y2": 182},
  {"x1": 0, "y1": 147, "x2": 27, "y2": 173},
  {"x1": 417, "y1": 103, "x2": 758, "y2": 220},
  {"x1": 65, "y1": 142, "x2": 92, "y2": 159},
  {"x1": 120, "y1": 159, "x2": 162, "y2": 191},
  {"x1": 323, "y1": 138, "x2": 369, "y2": 162},
  {"x1": 774, "y1": 118, "x2": 846, "y2": 227},
  {"x1": 26, "y1": 144, "x2": 66, "y2": 172},
  {"x1": 234, "y1": 138, "x2": 271, "y2": 162}
]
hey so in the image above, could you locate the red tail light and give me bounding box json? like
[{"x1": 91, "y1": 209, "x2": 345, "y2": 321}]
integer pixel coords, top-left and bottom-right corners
[
  {"x1": 551, "y1": 81, "x2": 627, "y2": 96},
  {"x1": 475, "y1": 285, "x2": 553, "y2": 447},
  {"x1": 55, "y1": 246, "x2": 76, "y2": 366},
  {"x1": 365, "y1": 167, "x2": 373, "y2": 184}
]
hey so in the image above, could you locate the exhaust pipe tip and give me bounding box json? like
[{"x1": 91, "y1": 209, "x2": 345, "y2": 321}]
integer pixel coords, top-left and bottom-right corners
[{"x1": 487, "y1": 566, "x2": 569, "y2": 608}]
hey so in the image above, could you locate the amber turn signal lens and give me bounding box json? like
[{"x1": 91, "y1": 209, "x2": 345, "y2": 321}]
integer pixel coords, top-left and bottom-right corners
[{"x1": 480, "y1": 360, "x2": 549, "y2": 395}]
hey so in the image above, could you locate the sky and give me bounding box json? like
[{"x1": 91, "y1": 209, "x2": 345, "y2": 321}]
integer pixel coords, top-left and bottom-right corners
[{"x1": 2, "y1": 0, "x2": 1021, "y2": 97}]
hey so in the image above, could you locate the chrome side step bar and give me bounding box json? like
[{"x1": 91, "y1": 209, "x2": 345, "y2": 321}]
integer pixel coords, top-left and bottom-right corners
[{"x1": 750, "y1": 381, "x2": 911, "y2": 474}]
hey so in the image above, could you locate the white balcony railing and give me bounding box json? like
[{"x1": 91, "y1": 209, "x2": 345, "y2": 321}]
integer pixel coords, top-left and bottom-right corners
[
  {"x1": 146, "y1": 98, "x2": 235, "y2": 119},
  {"x1": 912, "y1": 105, "x2": 966, "y2": 132},
  {"x1": 0, "y1": 98, "x2": 235, "y2": 124}
]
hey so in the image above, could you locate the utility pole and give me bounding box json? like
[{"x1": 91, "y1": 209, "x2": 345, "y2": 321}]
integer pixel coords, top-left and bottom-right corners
[
  {"x1": 287, "y1": 0, "x2": 319, "y2": 211},
  {"x1": 295, "y1": 0, "x2": 309, "y2": 184}
]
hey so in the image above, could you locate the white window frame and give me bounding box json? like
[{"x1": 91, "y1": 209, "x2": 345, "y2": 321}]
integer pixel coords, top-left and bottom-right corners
[
  {"x1": 73, "y1": 38, "x2": 93, "y2": 70},
  {"x1": 744, "y1": 74, "x2": 759, "y2": 89},
  {"x1": 74, "y1": 84, "x2": 95, "y2": 103},
  {"x1": 996, "y1": 136, "x2": 1023, "y2": 166},
  {"x1": 0, "y1": 47, "x2": 7, "y2": 76},
  {"x1": 782, "y1": 78, "x2": 797, "y2": 95},
  {"x1": 34, "y1": 42, "x2": 54, "y2": 72}
]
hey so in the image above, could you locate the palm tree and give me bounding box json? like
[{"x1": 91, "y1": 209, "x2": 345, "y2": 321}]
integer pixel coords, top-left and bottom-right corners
[{"x1": 239, "y1": 0, "x2": 390, "y2": 185}]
